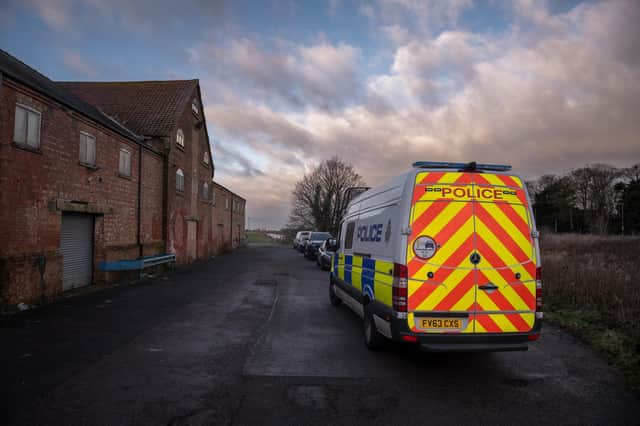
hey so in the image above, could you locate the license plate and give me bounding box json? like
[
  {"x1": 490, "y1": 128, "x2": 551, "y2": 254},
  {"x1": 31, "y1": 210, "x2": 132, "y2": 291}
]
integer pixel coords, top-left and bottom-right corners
[{"x1": 418, "y1": 317, "x2": 463, "y2": 329}]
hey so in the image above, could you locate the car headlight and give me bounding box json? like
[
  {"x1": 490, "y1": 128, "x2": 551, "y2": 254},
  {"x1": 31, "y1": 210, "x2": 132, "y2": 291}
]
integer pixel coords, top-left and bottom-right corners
[{"x1": 413, "y1": 236, "x2": 437, "y2": 259}]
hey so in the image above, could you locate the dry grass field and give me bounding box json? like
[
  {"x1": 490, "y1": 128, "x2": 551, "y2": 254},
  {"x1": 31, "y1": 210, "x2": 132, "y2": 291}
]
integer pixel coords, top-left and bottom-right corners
[{"x1": 541, "y1": 233, "x2": 640, "y2": 391}]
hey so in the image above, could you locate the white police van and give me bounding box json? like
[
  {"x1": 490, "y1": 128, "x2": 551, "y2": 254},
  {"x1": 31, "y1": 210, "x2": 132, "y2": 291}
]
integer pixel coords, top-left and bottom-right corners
[{"x1": 329, "y1": 161, "x2": 543, "y2": 351}]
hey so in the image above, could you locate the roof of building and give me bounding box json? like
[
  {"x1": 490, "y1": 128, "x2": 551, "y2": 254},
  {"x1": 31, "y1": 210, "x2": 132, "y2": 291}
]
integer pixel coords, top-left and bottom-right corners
[
  {"x1": 56, "y1": 79, "x2": 198, "y2": 137},
  {"x1": 212, "y1": 181, "x2": 246, "y2": 201},
  {"x1": 0, "y1": 49, "x2": 142, "y2": 143}
]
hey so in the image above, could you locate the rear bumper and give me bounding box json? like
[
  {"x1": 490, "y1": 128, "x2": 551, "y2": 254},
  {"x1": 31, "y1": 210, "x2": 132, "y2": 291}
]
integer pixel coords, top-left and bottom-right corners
[
  {"x1": 370, "y1": 300, "x2": 542, "y2": 352},
  {"x1": 390, "y1": 313, "x2": 542, "y2": 352},
  {"x1": 414, "y1": 333, "x2": 538, "y2": 352}
]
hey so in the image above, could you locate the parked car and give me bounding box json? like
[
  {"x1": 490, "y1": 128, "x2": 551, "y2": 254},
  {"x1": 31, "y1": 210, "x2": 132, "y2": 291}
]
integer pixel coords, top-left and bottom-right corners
[
  {"x1": 317, "y1": 238, "x2": 337, "y2": 270},
  {"x1": 297, "y1": 232, "x2": 312, "y2": 252},
  {"x1": 293, "y1": 231, "x2": 311, "y2": 250},
  {"x1": 304, "y1": 232, "x2": 333, "y2": 259}
]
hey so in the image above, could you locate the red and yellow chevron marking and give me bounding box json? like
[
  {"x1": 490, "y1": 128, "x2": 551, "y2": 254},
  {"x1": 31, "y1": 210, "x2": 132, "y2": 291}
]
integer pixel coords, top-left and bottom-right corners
[{"x1": 408, "y1": 171, "x2": 536, "y2": 334}]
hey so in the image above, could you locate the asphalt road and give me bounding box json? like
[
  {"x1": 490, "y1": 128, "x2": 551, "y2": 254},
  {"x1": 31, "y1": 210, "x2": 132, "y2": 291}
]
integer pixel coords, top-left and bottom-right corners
[{"x1": 1, "y1": 244, "x2": 638, "y2": 425}]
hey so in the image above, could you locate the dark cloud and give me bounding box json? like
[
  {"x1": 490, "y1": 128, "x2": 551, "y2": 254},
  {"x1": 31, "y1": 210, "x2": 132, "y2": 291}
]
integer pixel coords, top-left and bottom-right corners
[
  {"x1": 192, "y1": 38, "x2": 364, "y2": 111},
  {"x1": 214, "y1": 142, "x2": 264, "y2": 178}
]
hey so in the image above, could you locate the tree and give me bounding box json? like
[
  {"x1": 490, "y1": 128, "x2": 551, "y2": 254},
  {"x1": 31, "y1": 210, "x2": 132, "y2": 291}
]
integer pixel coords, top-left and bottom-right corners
[
  {"x1": 288, "y1": 157, "x2": 365, "y2": 235},
  {"x1": 533, "y1": 174, "x2": 576, "y2": 232},
  {"x1": 618, "y1": 164, "x2": 640, "y2": 234},
  {"x1": 570, "y1": 164, "x2": 620, "y2": 234}
]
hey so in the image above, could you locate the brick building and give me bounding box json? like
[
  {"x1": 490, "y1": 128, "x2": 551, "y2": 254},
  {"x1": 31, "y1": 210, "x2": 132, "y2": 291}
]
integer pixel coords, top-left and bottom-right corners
[
  {"x1": 0, "y1": 49, "x2": 245, "y2": 307},
  {"x1": 212, "y1": 182, "x2": 247, "y2": 253}
]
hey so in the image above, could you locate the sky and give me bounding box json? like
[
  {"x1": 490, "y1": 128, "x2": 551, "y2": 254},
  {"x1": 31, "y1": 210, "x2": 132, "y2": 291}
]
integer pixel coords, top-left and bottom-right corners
[{"x1": 1, "y1": 0, "x2": 639, "y2": 229}]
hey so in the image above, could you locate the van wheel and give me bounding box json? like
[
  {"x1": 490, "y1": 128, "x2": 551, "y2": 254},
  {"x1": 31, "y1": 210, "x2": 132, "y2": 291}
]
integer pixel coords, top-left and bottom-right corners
[
  {"x1": 329, "y1": 282, "x2": 342, "y2": 307},
  {"x1": 363, "y1": 305, "x2": 386, "y2": 351}
]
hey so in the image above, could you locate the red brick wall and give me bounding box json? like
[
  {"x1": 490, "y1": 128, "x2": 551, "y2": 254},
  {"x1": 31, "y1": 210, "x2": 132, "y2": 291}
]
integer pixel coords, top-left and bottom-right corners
[
  {"x1": 210, "y1": 184, "x2": 245, "y2": 252},
  {"x1": 166, "y1": 90, "x2": 214, "y2": 264},
  {"x1": 141, "y1": 150, "x2": 165, "y2": 255},
  {"x1": 0, "y1": 78, "x2": 164, "y2": 306}
]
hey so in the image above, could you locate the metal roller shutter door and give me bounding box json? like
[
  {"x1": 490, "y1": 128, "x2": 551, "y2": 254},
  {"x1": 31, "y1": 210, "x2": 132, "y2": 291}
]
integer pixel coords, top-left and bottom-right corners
[{"x1": 60, "y1": 214, "x2": 94, "y2": 290}]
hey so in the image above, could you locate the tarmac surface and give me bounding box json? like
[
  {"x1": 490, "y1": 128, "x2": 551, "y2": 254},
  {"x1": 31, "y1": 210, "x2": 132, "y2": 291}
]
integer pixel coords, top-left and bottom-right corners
[{"x1": 1, "y1": 244, "x2": 638, "y2": 425}]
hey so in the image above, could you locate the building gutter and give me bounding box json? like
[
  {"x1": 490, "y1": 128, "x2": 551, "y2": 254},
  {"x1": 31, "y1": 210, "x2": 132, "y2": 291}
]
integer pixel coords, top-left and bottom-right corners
[
  {"x1": 137, "y1": 144, "x2": 143, "y2": 257},
  {"x1": 230, "y1": 195, "x2": 233, "y2": 247}
]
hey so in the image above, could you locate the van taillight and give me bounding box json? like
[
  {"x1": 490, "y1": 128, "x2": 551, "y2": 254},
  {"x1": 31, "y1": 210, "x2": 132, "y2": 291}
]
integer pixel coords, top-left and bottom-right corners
[
  {"x1": 535, "y1": 266, "x2": 543, "y2": 315},
  {"x1": 392, "y1": 263, "x2": 408, "y2": 313}
]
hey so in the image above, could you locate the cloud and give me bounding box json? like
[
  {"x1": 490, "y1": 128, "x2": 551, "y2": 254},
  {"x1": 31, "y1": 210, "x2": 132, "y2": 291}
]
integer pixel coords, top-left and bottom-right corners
[
  {"x1": 214, "y1": 142, "x2": 264, "y2": 178},
  {"x1": 376, "y1": 0, "x2": 474, "y2": 38},
  {"x1": 192, "y1": 38, "x2": 363, "y2": 111},
  {"x1": 5, "y1": 0, "x2": 230, "y2": 34},
  {"x1": 61, "y1": 49, "x2": 99, "y2": 78},
  {"x1": 199, "y1": 0, "x2": 640, "y2": 229}
]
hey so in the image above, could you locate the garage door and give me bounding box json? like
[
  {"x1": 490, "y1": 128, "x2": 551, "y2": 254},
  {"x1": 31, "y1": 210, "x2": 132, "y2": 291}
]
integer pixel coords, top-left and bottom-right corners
[{"x1": 60, "y1": 213, "x2": 94, "y2": 290}]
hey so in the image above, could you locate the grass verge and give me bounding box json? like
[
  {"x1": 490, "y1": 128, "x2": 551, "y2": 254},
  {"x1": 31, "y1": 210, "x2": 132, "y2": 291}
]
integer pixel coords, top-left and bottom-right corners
[
  {"x1": 246, "y1": 231, "x2": 275, "y2": 243},
  {"x1": 541, "y1": 233, "x2": 640, "y2": 394},
  {"x1": 546, "y1": 307, "x2": 640, "y2": 394}
]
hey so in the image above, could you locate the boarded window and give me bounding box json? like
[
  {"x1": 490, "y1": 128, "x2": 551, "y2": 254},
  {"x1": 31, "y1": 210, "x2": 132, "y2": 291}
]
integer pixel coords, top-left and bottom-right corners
[
  {"x1": 119, "y1": 148, "x2": 131, "y2": 177},
  {"x1": 176, "y1": 169, "x2": 185, "y2": 192},
  {"x1": 344, "y1": 222, "x2": 356, "y2": 249},
  {"x1": 176, "y1": 129, "x2": 184, "y2": 147},
  {"x1": 14, "y1": 104, "x2": 41, "y2": 149},
  {"x1": 202, "y1": 181, "x2": 209, "y2": 199},
  {"x1": 79, "y1": 132, "x2": 96, "y2": 166}
]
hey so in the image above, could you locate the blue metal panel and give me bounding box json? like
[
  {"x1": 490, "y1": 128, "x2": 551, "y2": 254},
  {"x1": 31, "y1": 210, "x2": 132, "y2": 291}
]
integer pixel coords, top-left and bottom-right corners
[
  {"x1": 344, "y1": 254, "x2": 352, "y2": 285},
  {"x1": 362, "y1": 258, "x2": 375, "y2": 299},
  {"x1": 98, "y1": 253, "x2": 175, "y2": 272}
]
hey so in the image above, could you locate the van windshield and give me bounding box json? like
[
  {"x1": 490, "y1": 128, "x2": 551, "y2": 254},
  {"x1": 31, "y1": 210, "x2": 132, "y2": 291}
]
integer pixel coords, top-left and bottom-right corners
[{"x1": 311, "y1": 232, "x2": 332, "y2": 240}]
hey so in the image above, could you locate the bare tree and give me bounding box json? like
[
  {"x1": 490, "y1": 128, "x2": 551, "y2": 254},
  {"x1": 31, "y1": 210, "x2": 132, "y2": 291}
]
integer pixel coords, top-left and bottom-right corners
[
  {"x1": 288, "y1": 157, "x2": 365, "y2": 235},
  {"x1": 570, "y1": 164, "x2": 620, "y2": 234},
  {"x1": 623, "y1": 164, "x2": 640, "y2": 183}
]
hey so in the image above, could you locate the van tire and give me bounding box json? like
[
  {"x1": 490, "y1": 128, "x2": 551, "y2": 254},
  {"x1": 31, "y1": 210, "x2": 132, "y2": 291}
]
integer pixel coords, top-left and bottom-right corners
[
  {"x1": 329, "y1": 282, "x2": 342, "y2": 306},
  {"x1": 363, "y1": 305, "x2": 386, "y2": 351}
]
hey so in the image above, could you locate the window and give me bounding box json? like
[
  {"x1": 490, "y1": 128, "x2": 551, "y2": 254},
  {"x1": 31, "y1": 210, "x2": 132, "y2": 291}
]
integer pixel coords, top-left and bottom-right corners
[
  {"x1": 201, "y1": 181, "x2": 209, "y2": 200},
  {"x1": 14, "y1": 104, "x2": 41, "y2": 149},
  {"x1": 203, "y1": 151, "x2": 209, "y2": 165},
  {"x1": 344, "y1": 222, "x2": 356, "y2": 249},
  {"x1": 211, "y1": 189, "x2": 216, "y2": 206},
  {"x1": 79, "y1": 132, "x2": 96, "y2": 166},
  {"x1": 191, "y1": 99, "x2": 199, "y2": 115},
  {"x1": 119, "y1": 148, "x2": 131, "y2": 177},
  {"x1": 176, "y1": 169, "x2": 184, "y2": 192},
  {"x1": 176, "y1": 129, "x2": 184, "y2": 148},
  {"x1": 225, "y1": 197, "x2": 229, "y2": 210}
]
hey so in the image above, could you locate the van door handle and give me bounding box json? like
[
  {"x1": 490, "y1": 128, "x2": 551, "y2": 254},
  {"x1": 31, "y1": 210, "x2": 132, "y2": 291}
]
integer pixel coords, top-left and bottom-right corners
[{"x1": 479, "y1": 284, "x2": 498, "y2": 291}]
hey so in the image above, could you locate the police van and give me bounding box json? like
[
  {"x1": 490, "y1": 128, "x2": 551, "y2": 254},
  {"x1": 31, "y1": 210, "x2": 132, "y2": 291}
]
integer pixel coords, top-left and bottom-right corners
[{"x1": 329, "y1": 161, "x2": 542, "y2": 351}]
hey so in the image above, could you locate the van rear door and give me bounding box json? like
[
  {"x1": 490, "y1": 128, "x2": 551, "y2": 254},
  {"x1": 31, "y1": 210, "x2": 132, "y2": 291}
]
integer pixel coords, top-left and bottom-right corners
[
  {"x1": 406, "y1": 171, "x2": 537, "y2": 334},
  {"x1": 471, "y1": 173, "x2": 537, "y2": 333},
  {"x1": 407, "y1": 171, "x2": 477, "y2": 334}
]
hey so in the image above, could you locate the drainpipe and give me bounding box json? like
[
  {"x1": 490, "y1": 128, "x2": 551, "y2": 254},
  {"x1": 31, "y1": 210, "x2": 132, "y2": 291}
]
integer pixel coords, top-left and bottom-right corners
[
  {"x1": 137, "y1": 144, "x2": 143, "y2": 257},
  {"x1": 162, "y1": 138, "x2": 169, "y2": 254}
]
